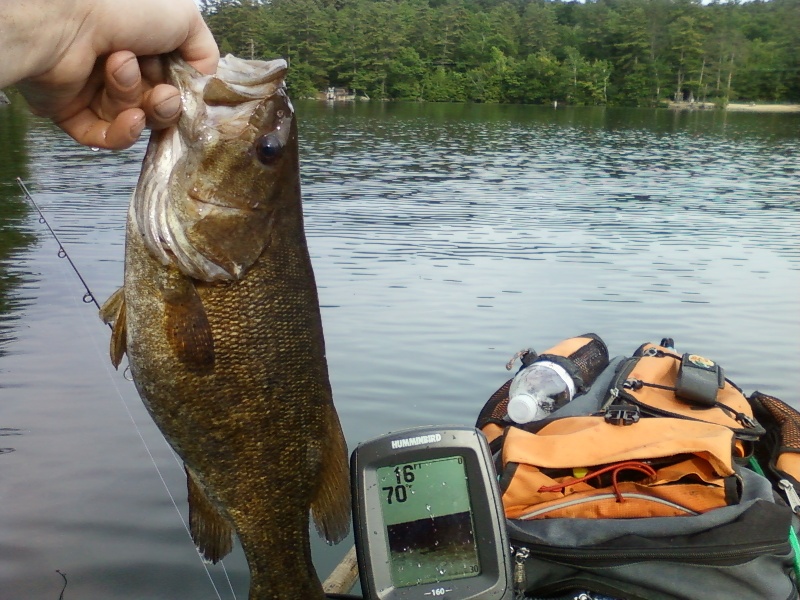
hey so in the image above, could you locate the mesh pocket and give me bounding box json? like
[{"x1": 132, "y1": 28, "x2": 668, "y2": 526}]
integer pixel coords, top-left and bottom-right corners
[
  {"x1": 750, "y1": 391, "x2": 800, "y2": 483},
  {"x1": 754, "y1": 392, "x2": 800, "y2": 451},
  {"x1": 566, "y1": 334, "x2": 609, "y2": 388},
  {"x1": 476, "y1": 379, "x2": 511, "y2": 432}
]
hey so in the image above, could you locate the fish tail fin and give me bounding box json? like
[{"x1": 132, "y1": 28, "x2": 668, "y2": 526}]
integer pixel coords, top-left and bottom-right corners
[
  {"x1": 99, "y1": 287, "x2": 127, "y2": 369},
  {"x1": 186, "y1": 465, "x2": 234, "y2": 563},
  {"x1": 311, "y1": 404, "x2": 351, "y2": 544}
]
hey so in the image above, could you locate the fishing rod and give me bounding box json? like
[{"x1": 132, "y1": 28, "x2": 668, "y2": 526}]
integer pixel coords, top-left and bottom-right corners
[
  {"x1": 15, "y1": 177, "x2": 108, "y2": 325},
  {"x1": 15, "y1": 176, "x2": 241, "y2": 598}
]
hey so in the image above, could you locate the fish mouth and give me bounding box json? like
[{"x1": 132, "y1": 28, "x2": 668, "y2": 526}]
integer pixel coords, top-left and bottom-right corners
[
  {"x1": 174, "y1": 55, "x2": 291, "y2": 135},
  {"x1": 133, "y1": 55, "x2": 294, "y2": 283},
  {"x1": 204, "y1": 56, "x2": 288, "y2": 104}
]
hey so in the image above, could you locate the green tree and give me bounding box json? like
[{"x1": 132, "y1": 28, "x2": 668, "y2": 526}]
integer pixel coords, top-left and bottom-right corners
[
  {"x1": 667, "y1": 11, "x2": 709, "y2": 101},
  {"x1": 505, "y1": 51, "x2": 564, "y2": 104},
  {"x1": 200, "y1": 0, "x2": 799, "y2": 105},
  {"x1": 387, "y1": 47, "x2": 427, "y2": 100},
  {"x1": 736, "y1": 39, "x2": 788, "y2": 102},
  {"x1": 519, "y1": 1, "x2": 560, "y2": 56},
  {"x1": 203, "y1": 0, "x2": 268, "y2": 58},
  {"x1": 608, "y1": 4, "x2": 657, "y2": 105},
  {"x1": 421, "y1": 67, "x2": 468, "y2": 102}
]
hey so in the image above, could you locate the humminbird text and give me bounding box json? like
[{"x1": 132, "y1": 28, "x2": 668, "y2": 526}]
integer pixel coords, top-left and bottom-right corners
[{"x1": 391, "y1": 434, "x2": 442, "y2": 449}]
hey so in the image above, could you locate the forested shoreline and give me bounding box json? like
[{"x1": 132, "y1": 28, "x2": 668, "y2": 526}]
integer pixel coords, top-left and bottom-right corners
[{"x1": 200, "y1": 0, "x2": 799, "y2": 106}]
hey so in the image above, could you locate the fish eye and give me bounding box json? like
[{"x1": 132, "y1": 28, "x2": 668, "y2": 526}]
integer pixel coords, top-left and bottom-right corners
[{"x1": 254, "y1": 134, "x2": 283, "y2": 165}]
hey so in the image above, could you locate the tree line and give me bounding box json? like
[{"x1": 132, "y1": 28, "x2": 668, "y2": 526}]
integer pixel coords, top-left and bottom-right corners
[{"x1": 200, "y1": 0, "x2": 799, "y2": 106}]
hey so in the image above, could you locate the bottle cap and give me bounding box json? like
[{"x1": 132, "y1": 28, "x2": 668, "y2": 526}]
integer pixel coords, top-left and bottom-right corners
[{"x1": 507, "y1": 393, "x2": 544, "y2": 424}]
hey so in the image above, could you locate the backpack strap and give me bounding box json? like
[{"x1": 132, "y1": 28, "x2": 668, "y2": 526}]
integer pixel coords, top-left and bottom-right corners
[{"x1": 607, "y1": 345, "x2": 765, "y2": 443}]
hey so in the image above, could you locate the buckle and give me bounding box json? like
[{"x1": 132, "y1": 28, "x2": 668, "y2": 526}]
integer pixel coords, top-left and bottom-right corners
[
  {"x1": 604, "y1": 403, "x2": 640, "y2": 426},
  {"x1": 623, "y1": 378, "x2": 643, "y2": 391}
]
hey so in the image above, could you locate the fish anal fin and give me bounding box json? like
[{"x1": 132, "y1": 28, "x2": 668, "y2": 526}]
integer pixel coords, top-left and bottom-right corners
[
  {"x1": 311, "y1": 404, "x2": 351, "y2": 544},
  {"x1": 162, "y1": 278, "x2": 215, "y2": 374},
  {"x1": 99, "y1": 287, "x2": 127, "y2": 369},
  {"x1": 186, "y1": 465, "x2": 234, "y2": 564}
]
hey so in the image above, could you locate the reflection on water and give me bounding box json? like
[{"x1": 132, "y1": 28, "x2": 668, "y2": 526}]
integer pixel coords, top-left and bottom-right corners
[
  {"x1": 0, "y1": 101, "x2": 798, "y2": 598},
  {"x1": 0, "y1": 428, "x2": 22, "y2": 454},
  {"x1": 0, "y1": 97, "x2": 34, "y2": 354}
]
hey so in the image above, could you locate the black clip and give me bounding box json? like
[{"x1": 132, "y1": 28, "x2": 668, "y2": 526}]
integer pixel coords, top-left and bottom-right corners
[
  {"x1": 623, "y1": 378, "x2": 643, "y2": 391},
  {"x1": 604, "y1": 403, "x2": 640, "y2": 426}
]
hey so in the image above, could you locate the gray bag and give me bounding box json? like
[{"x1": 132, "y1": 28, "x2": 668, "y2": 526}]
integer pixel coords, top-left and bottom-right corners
[
  {"x1": 481, "y1": 356, "x2": 799, "y2": 600},
  {"x1": 509, "y1": 467, "x2": 797, "y2": 600}
]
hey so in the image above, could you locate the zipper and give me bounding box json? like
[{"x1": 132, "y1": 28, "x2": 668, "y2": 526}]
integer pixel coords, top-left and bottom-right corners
[
  {"x1": 779, "y1": 479, "x2": 800, "y2": 515},
  {"x1": 517, "y1": 492, "x2": 701, "y2": 520},
  {"x1": 512, "y1": 546, "x2": 530, "y2": 600},
  {"x1": 510, "y1": 538, "x2": 792, "y2": 599},
  {"x1": 510, "y1": 539, "x2": 790, "y2": 564}
]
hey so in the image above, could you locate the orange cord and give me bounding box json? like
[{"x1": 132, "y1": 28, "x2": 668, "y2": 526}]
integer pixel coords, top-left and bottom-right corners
[{"x1": 538, "y1": 461, "x2": 657, "y2": 502}]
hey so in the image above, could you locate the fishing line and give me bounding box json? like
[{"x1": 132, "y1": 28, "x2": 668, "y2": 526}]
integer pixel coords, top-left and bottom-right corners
[
  {"x1": 20, "y1": 178, "x2": 236, "y2": 600},
  {"x1": 53, "y1": 226, "x2": 233, "y2": 600},
  {"x1": 163, "y1": 444, "x2": 240, "y2": 600}
]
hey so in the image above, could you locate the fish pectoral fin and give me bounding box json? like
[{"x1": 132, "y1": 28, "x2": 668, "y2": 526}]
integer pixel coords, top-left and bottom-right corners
[
  {"x1": 99, "y1": 287, "x2": 127, "y2": 369},
  {"x1": 163, "y1": 278, "x2": 215, "y2": 373},
  {"x1": 186, "y1": 465, "x2": 234, "y2": 564},
  {"x1": 311, "y1": 404, "x2": 351, "y2": 544}
]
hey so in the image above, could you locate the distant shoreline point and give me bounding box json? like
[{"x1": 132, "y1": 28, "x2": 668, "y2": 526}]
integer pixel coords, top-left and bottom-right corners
[
  {"x1": 668, "y1": 100, "x2": 800, "y2": 113},
  {"x1": 726, "y1": 103, "x2": 800, "y2": 113}
]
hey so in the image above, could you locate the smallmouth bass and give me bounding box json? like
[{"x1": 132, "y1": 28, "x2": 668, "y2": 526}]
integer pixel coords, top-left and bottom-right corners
[{"x1": 100, "y1": 54, "x2": 350, "y2": 599}]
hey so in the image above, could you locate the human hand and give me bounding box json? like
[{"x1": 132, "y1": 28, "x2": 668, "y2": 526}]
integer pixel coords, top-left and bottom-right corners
[{"x1": 12, "y1": 0, "x2": 219, "y2": 150}]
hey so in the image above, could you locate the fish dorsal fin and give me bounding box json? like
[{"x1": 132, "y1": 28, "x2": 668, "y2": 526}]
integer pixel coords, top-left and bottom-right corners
[
  {"x1": 311, "y1": 403, "x2": 351, "y2": 544},
  {"x1": 99, "y1": 287, "x2": 127, "y2": 369},
  {"x1": 186, "y1": 465, "x2": 234, "y2": 564}
]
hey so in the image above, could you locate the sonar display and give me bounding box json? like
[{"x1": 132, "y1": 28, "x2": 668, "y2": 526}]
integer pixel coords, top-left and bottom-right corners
[{"x1": 376, "y1": 455, "x2": 480, "y2": 587}]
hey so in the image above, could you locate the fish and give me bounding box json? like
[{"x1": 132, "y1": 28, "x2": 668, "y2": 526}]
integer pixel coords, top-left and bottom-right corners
[{"x1": 100, "y1": 54, "x2": 350, "y2": 599}]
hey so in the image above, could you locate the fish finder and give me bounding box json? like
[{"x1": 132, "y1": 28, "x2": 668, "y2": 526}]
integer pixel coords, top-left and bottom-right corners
[{"x1": 351, "y1": 425, "x2": 512, "y2": 600}]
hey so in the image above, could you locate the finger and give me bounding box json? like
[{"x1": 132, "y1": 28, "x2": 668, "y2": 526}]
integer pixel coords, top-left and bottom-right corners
[
  {"x1": 142, "y1": 83, "x2": 182, "y2": 130},
  {"x1": 179, "y1": 17, "x2": 220, "y2": 75},
  {"x1": 57, "y1": 107, "x2": 146, "y2": 150},
  {"x1": 139, "y1": 55, "x2": 167, "y2": 85},
  {"x1": 97, "y1": 51, "x2": 143, "y2": 118}
]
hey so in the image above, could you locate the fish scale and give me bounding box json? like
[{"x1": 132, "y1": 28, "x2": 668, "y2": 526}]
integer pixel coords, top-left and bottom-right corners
[{"x1": 101, "y1": 54, "x2": 350, "y2": 599}]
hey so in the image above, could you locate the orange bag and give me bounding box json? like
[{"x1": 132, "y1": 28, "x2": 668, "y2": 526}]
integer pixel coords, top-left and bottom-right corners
[
  {"x1": 474, "y1": 337, "x2": 798, "y2": 600},
  {"x1": 500, "y1": 416, "x2": 741, "y2": 520},
  {"x1": 615, "y1": 343, "x2": 762, "y2": 441}
]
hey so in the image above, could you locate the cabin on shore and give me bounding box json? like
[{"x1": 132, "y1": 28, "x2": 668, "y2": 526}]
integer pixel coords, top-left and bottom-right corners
[
  {"x1": 319, "y1": 87, "x2": 370, "y2": 102},
  {"x1": 323, "y1": 87, "x2": 355, "y2": 101}
]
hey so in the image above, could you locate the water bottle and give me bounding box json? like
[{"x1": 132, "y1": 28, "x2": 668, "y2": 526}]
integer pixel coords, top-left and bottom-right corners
[
  {"x1": 505, "y1": 333, "x2": 609, "y2": 425},
  {"x1": 506, "y1": 361, "x2": 576, "y2": 424}
]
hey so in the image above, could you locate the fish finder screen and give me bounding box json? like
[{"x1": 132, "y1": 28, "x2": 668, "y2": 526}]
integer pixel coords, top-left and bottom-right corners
[{"x1": 377, "y1": 455, "x2": 480, "y2": 588}]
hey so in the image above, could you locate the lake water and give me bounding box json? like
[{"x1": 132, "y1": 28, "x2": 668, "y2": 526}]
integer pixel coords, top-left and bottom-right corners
[{"x1": 1, "y1": 98, "x2": 798, "y2": 599}]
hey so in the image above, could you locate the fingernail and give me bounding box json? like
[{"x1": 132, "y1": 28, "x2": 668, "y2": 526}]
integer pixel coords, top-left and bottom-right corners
[
  {"x1": 113, "y1": 57, "x2": 140, "y2": 89},
  {"x1": 130, "y1": 117, "x2": 146, "y2": 139},
  {"x1": 154, "y1": 95, "x2": 181, "y2": 120}
]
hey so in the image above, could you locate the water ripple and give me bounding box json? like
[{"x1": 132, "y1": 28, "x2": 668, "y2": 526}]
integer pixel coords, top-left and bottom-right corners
[{"x1": 0, "y1": 103, "x2": 797, "y2": 600}]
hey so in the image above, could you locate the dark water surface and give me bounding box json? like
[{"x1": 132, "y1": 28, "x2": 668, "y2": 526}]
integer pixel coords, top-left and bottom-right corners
[{"x1": 1, "y1": 99, "x2": 798, "y2": 599}]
